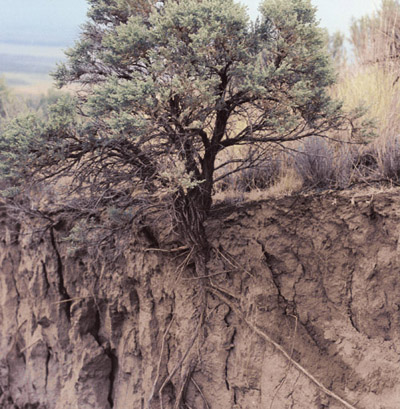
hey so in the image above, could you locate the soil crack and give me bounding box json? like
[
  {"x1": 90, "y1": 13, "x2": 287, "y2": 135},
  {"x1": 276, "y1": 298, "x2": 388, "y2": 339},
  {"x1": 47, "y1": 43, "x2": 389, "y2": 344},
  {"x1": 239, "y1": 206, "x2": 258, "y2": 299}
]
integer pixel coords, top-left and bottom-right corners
[
  {"x1": 224, "y1": 326, "x2": 236, "y2": 391},
  {"x1": 346, "y1": 268, "x2": 360, "y2": 333},
  {"x1": 49, "y1": 227, "x2": 72, "y2": 321},
  {"x1": 105, "y1": 347, "x2": 118, "y2": 408}
]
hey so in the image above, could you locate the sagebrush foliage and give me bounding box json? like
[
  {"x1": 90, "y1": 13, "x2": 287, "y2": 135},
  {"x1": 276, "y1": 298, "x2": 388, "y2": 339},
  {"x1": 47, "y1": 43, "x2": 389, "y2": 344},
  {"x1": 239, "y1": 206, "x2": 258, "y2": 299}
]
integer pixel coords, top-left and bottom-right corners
[{"x1": 0, "y1": 0, "x2": 352, "y2": 249}]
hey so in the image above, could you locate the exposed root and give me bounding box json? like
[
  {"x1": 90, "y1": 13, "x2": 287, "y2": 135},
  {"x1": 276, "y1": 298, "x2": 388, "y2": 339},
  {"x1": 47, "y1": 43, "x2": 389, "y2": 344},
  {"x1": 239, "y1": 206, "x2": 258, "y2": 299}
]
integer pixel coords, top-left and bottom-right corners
[
  {"x1": 208, "y1": 281, "x2": 240, "y2": 302},
  {"x1": 148, "y1": 316, "x2": 175, "y2": 409},
  {"x1": 206, "y1": 286, "x2": 361, "y2": 409},
  {"x1": 158, "y1": 305, "x2": 205, "y2": 409},
  {"x1": 270, "y1": 314, "x2": 298, "y2": 409},
  {"x1": 182, "y1": 271, "x2": 230, "y2": 280},
  {"x1": 191, "y1": 377, "x2": 210, "y2": 409},
  {"x1": 7, "y1": 320, "x2": 27, "y2": 359},
  {"x1": 213, "y1": 246, "x2": 254, "y2": 278},
  {"x1": 52, "y1": 296, "x2": 93, "y2": 305},
  {"x1": 145, "y1": 246, "x2": 189, "y2": 253},
  {"x1": 175, "y1": 247, "x2": 194, "y2": 281},
  {"x1": 19, "y1": 339, "x2": 41, "y2": 354},
  {"x1": 173, "y1": 362, "x2": 194, "y2": 409}
]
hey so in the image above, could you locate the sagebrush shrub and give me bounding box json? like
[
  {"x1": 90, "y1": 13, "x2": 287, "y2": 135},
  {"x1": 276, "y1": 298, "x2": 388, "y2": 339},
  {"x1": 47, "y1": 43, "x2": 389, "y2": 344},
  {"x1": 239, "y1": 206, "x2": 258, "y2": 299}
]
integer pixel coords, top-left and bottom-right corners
[{"x1": 293, "y1": 138, "x2": 336, "y2": 189}]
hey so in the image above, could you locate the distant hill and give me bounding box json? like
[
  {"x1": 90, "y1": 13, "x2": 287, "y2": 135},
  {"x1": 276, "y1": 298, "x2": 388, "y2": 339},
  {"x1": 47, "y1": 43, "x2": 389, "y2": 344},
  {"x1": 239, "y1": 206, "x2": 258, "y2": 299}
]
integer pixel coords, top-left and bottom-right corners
[
  {"x1": 0, "y1": 53, "x2": 60, "y2": 75},
  {"x1": 0, "y1": 42, "x2": 67, "y2": 94},
  {"x1": 0, "y1": 0, "x2": 87, "y2": 94}
]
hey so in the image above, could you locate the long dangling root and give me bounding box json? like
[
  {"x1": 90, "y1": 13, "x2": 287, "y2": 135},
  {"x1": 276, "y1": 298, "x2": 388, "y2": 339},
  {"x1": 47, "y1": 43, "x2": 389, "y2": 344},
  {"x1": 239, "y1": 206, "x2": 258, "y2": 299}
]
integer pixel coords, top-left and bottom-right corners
[
  {"x1": 158, "y1": 305, "x2": 205, "y2": 409},
  {"x1": 147, "y1": 316, "x2": 175, "y2": 409},
  {"x1": 269, "y1": 314, "x2": 298, "y2": 409},
  {"x1": 206, "y1": 286, "x2": 360, "y2": 409}
]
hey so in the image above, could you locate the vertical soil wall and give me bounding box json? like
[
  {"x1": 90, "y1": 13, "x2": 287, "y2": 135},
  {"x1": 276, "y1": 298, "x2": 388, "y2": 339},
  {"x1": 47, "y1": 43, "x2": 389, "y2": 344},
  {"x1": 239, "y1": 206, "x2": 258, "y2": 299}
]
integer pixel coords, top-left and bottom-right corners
[{"x1": 1, "y1": 190, "x2": 400, "y2": 409}]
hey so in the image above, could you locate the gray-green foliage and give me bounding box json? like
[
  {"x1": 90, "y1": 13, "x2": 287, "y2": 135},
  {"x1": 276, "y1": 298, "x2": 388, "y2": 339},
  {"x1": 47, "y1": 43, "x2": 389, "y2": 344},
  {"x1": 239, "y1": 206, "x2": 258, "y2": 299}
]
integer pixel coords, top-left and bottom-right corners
[
  {"x1": 1, "y1": 0, "x2": 352, "y2": 228},
  {"x1": 0, "y1": 81, "x2": 70, "y2": 190},
  {"x1": 0, "y1": 95, "x2": 78, "y2": 182},
  {"x1": 0, "y1": 78, "x2": 10, "y2": 120}
]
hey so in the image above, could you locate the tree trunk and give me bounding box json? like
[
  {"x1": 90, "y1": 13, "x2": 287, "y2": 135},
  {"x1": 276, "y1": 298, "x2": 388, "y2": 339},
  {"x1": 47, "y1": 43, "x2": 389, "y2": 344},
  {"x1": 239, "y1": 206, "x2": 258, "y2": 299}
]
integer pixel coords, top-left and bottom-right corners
[
  {"x1": 173, "y1": 144, "x2": 217, "y2": 276},
  {"x1": 173, "y1": 185, "x2": 211, "y2": 277}
]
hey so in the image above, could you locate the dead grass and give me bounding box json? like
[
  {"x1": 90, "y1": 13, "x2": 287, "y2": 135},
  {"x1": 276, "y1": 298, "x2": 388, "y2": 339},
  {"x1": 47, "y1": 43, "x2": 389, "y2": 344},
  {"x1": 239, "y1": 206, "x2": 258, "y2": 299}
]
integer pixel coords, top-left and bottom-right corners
[
  {"x1": 267, "y1": 167, "x2": 303, "y2": 196},
  {"x1": 3, "y1": 72, "x2": 54, "y2": 95},
  {"x1": 213, "y1": 166, "x2": 303, "y2": 205},
  {"x1": 331, "y1": 65, "x2": 400, "y2": 140}
]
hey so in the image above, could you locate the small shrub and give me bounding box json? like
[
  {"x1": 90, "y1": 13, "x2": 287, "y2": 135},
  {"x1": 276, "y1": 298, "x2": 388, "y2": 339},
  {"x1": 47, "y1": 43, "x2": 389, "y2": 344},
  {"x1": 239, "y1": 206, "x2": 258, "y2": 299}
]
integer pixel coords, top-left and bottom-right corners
[
  {"x1": 335, "y1": 145, "x2": 358, "y2": 188},
  {"x1": 293, "y1": 137, "x2": 336, "y2": 189},
  {"x1": 350, "y1": 145, "x2": 378, "y2": 181},
  {"x1": 232, "y1": 159, "x2": 281, "y2": 192},
  {"x1": 377, "y1": 136, "x2": 400, "y2": 182}
]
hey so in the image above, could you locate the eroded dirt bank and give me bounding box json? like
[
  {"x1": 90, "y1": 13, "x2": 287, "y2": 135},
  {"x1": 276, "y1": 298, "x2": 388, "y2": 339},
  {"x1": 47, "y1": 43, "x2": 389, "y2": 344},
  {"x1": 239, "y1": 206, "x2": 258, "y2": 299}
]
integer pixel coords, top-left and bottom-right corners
[{"x1": 1, "y1": 190, "x2": 400, "y2": 409}]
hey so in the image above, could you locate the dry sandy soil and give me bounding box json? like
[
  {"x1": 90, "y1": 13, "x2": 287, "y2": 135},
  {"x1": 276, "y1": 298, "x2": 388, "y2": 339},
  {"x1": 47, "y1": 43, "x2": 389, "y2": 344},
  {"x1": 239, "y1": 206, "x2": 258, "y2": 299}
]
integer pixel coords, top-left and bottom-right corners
[{"x1": 1, "y1": 189, "x2": 400, "y2": 409}]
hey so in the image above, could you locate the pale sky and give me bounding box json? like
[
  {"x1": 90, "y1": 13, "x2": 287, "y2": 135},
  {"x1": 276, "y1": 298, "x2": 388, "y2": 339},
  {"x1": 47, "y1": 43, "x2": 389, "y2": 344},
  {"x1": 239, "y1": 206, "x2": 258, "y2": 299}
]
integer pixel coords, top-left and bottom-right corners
[
  {"x1": 242, "y1": 0, "x2": 380, "y2": 36},
  {"x1": 313, "y1": 0, "x2": 379, "y2": 35},
  {"x1": 0, "y1": 0, "x2": 382, "y2": 47},
  {"x1": 0, "y1": 0, "x2": 88, "y2": 46},
  {"x1": 0, "y1": 0, "x2": 383, "y2": 90}
]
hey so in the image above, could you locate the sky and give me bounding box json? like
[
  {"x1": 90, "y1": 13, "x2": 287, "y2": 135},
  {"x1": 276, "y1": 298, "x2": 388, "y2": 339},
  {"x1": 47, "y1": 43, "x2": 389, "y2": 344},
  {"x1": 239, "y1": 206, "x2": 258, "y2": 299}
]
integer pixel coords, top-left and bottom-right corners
[
  {"x1": 0, "y1": 0, "x2": 88, "y2": 46},
  {"x1": 0, "y1": 0, "x2": 381, "y2": 47},
  {"x1": 0, "y1": 0, "x2": 382, "y2": 92},
  {"x1": 244, "y1": 0, "x2": 379, "y2": 35}
]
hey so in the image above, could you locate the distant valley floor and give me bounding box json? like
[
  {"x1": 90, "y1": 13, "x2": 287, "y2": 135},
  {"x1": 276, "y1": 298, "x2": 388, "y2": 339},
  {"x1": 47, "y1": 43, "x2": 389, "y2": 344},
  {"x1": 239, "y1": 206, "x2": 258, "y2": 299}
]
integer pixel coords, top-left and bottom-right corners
[{"x1": 0, "y1": 42, "x2": 66, "y2": 94}]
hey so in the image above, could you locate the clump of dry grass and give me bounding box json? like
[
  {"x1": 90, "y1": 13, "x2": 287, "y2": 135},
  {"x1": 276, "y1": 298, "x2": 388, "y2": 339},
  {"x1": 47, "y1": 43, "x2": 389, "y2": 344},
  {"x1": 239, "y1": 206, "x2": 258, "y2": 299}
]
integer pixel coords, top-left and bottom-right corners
[
  {"x1": 267, "y1": 166, "x2": 303, "y2": 196},
  {"x1": 331, "y1": 65, "x2": 400, "y2": 140},
  {"x1": 216, "y1": 160, "x2": 281, "y2": 193},
  {"x1": 213, "y1": 152, "x2": 302, "y2": 204},
  {"x1": 376, "y1": 135, "x2": 400, "y2": 181},
  {"x1": 339, "y1": 0, "x2": 400, "y2": 139}
]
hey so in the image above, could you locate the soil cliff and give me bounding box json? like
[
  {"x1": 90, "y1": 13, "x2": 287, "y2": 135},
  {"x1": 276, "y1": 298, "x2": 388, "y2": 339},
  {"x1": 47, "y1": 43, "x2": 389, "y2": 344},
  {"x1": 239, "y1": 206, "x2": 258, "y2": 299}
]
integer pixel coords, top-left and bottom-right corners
[{"x1": 1, "y1": 190, "x2": 400, "y2": 409}]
